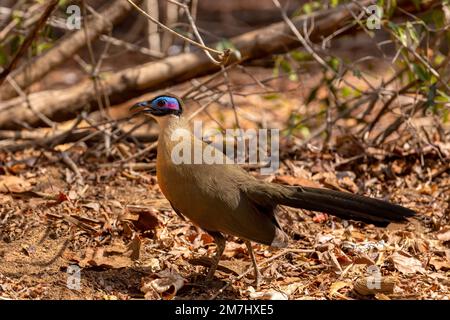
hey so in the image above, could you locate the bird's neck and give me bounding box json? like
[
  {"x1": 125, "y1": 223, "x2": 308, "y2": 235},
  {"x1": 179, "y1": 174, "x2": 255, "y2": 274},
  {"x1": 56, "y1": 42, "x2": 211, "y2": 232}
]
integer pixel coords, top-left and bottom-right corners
[{"x1": 156, "y1": 115, "x2": 193, "y2": 162}]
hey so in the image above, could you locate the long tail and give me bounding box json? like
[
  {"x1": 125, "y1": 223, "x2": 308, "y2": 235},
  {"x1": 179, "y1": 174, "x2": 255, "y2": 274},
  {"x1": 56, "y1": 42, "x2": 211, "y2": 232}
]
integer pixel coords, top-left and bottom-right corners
[{"x1": 277, "y1": 186, "x2": 415, "y2": 226}]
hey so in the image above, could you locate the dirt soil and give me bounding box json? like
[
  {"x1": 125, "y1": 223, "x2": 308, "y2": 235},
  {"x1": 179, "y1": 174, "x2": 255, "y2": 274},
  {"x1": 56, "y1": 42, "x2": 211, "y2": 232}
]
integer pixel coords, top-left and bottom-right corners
[{"x1": 0, "y1": 66, "x2": 449, "y2": 300}]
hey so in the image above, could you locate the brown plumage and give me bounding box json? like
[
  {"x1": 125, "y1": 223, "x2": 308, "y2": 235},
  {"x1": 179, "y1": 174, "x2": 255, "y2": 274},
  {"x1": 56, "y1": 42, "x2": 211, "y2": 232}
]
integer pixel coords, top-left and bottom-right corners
[{"x1": 131, "y1": 95, "x2": 415, "y2": 286}]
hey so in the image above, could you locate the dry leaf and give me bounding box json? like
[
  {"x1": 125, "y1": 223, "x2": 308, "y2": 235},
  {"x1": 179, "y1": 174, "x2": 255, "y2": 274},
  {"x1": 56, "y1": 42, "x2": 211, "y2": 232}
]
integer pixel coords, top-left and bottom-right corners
[
  {"x1": 188, "y1": 257, "x2": 242, "y2": 275},
  {"x1": 436, "y1": 227, "x2": 450, "y2": 242},
  {"x1": 313, "y1": 213, "x2": 328, "y2": 223},
  {"x1": 353, "y1": 253, "x2": 375, "y2": 265},
  {"x1": 124, "y1": 206, "x2": 161, "y2": 232},
  {"x1": 280, "y1": 282, "x2": 304, "y2": 296},
  {"x1": 141, "y1": 269, "x2": 186, "y2": 300},
  {"x1": 0, "y1": 175, "x2": 32, "y2": 193},
  {"x1": 8, "y1": 163, "x2": 27, "y2": 174},
  {"x1": 127, "y1": 234, "x2": 141, "y2": 261},
  {"x1": 336, "y1": 249, "x2": 353, "y2": 266},
  {"x1": 223, "y1": 242, "x2": 246, "y2": 258},
  {"x1": 429, "y1": 257, "x2": 450, "y2": 271},
  {"x1": 82, "y1": 202, "x2": 100, "y2": 212},
  {"x1": 313, "y1": 172, "x2": 350, "y2": 193},
  {"x1": 374, "y1": 293, "x2": 391, "y2": 300},
  {"x1": 67, "y1": 243, "x2": 134, "y2": 269},
  {"x1": 339, "y1": 176, "x2": 359, "y2": 193},
  {"x1": 329, "y1": 281, "x2": 352, "y2": 297},
  {"x1": 249, "y1": 289, "x2": 289, "y2": 300},
  {"x1": 143, "y1": 258, "x2": 161, "y2": 272},
  {"x1": 273, "y1": 175, "x2": 321, "y2": 188},
  {"x1": 389, "y1": 251, "x2": 425, "y2": 275}
]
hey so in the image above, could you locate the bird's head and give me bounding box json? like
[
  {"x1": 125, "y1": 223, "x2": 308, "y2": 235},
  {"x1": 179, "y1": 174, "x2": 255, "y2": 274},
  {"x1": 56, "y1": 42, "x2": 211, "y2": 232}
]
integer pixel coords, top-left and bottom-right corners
[{"x1": 130, "y1": 94, "x2": 183, "y2": 118}]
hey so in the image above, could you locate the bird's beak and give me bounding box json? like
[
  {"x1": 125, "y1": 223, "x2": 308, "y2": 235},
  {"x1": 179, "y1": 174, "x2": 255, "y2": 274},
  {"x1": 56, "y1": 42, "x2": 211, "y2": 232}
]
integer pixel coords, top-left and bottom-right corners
[{"x1": 129, "y1": 101, "x2": 152, "y2": 116}]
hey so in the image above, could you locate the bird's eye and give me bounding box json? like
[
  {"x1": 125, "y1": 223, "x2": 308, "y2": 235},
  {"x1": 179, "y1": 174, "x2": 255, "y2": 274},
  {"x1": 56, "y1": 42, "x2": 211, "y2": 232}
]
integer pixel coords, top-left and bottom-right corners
[{"x1": 156, "y1": 99, "x2": 166, "y2": 107}]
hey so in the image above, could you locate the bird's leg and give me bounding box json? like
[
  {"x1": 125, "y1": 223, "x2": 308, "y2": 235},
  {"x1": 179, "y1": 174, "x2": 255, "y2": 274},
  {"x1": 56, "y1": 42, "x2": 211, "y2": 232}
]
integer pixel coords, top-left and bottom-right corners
[
  {"x1": 206, "y1": 231, "x2": 226, "y2": 281},
  {"x1": 245, "y1": 240, "x2": 262, "y2": 289}
]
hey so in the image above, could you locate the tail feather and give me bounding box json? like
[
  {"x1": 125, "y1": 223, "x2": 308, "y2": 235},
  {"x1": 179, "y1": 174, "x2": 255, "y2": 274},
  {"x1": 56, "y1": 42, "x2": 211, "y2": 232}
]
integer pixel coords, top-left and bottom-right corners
[{"x1": 278, "y1": 186, "x2": 415, "y2": 226}]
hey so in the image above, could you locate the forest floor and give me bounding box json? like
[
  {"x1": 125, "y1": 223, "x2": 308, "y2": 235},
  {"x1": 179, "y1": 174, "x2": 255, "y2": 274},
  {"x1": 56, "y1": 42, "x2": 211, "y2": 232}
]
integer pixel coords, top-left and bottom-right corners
[{"x1": 0, "y1": 65, "x2": 449, "y2": 300}]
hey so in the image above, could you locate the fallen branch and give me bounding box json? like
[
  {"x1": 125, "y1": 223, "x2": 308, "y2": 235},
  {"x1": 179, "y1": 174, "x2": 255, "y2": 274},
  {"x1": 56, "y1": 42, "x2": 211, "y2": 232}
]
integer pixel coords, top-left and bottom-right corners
[
  {"x1": 0, "y1": 0, "x2": 58, "y2": 86},
  {"x1": 0, "y1": 0, "x2": 139, "y2": 100},
  {"x1": 0, "y1": 0, "x2": 438, "y2": 129},
  {"x1": 0, "y1": 125, "x2": 158, "y2": 152}
]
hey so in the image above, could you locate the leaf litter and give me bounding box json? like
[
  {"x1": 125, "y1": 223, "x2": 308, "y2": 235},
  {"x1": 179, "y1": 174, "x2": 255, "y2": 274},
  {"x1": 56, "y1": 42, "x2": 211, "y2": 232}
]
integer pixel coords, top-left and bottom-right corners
[{"x1": 0, "y1": 78, "x2": 449, "y2": 300}]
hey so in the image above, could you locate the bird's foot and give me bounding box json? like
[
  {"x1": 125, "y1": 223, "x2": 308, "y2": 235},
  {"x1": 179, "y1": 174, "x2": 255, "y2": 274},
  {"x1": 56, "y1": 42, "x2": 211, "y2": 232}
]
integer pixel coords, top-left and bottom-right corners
[
  {"x1": 254, "y1": 271, "x2": 262, "y2": 289},
  {"x1": 246, "y1": 270, "x2": 262, "y2": 290}
]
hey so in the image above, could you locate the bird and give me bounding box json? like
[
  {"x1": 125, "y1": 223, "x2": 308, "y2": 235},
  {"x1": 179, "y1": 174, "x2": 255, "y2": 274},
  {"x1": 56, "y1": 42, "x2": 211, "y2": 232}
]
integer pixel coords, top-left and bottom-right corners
[{"x1": 130, "y1": 94, "x2": 415, "y2": 287}]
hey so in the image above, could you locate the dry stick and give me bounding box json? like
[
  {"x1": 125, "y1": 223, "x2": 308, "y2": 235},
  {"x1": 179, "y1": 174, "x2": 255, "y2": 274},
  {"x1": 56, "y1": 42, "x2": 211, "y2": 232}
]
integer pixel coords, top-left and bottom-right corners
[
  {"x1": 272, "y1": 0, "x2": 331, "y2": 73},
  {"x1": 80, "y1": 4, "x2": 118, "y2": 154},
  {"x1": 145, "y1": 0, "x2": 161, "y2": 53},
  {"x1": 49, "y1": 116, "x2": 84, "y2": 149},
  {"x1": 0, "y1": 0, "x2": 423, "y2": 128},
  {"x1": 181, "y1": 62, "x2": 239, "y2": 99},
  {"x1": 210, "y1": 248, "x2": 315, "y2": 300},
  {"x1": 357, "y1": 67, "x2": 408, "y2": 126},
  {"x1": 99, "y1": 35, "x2": 164, "y2": 58},
  {"x1": 162, "y1": 0, "x2": 178, "y2": 53},
  {"x1": 6, "y1": 75, "x2": 56, "y2": 128},
  {"x1": 186, "y1": 61, "x2": 285, "y2": 103},
  {"x1": 0, "y1": 130, "x2": 50, "y2": 140},
  {"x1": 0, "y1": 3, "x2": 43, "y2": 43},
  {"x1": 272, "y1": 0, "x2": 367, "y2": 95},
  {"x1": 0, "y1": 129, "x2": 86, "y2": 150},
  {"x1": 168, "y1": 0, "x2": 224, "y2": 65},
  {"x1": 363, "y1": 79, "x2": 419, "y2": 137},
  {"x1": 110, "y1": 118, "x2": 153, "y2": 145},
  {"x1": 126, "y1": 0, "x2": 226, "y2": 64},
  {"x1": 80, "y1": 113, "x2": 125, "y2": 155},
  {"x1": 0, "y1": 117, "x2": 82, "y2": 152},
  {"x1": 421, "y1": 125, "x2": 447, "y2": 162},
  {"x1": 275, "y1": 21, "x2": 344, "y2": 141},
  {"x1": 0, "y1": 0, "x2": 58, "y2": 85},
  {"x1": 220, "y1": 65, "x2": 241, "y2": 129},
  {"x1": 374, "y1": 100, "x2": 427, "y2": 145},
  {"x1": 297, "y1": 95, "x2": 374, "y2": 148},
  {"x1": 81, "y1": 1, "x2": 108, "y2": 119},
  {"x1": 236, "y1": 65, "x2": 269, "y2": 91},
  {"x1": 0, "y1": 116, "x2": 157, "y2": 152},
  {"x1": 184, "y1": 0, "x2": 199, "y2": 53},
  {"x1": 188, "y1": 92, "x2": 226, "y2": 121},
  {"x1": 60, "y1": 152, "x2": 84, "y2": 185},
  {"x1": 388, "y1": 29, "x2": 450, "y2": 93},
  {"x1": 0, "y1": 0, "x2": 137, "y2": 100},
  {"x1": 120, "y1": 141, "x2": 158, "y2": 164}
]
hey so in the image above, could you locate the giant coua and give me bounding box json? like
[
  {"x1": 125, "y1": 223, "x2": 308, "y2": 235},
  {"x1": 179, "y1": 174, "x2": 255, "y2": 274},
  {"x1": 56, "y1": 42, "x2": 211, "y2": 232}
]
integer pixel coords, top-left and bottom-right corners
[{"x1": 131, "y1": 95, "x2": 415, "y2": 286}]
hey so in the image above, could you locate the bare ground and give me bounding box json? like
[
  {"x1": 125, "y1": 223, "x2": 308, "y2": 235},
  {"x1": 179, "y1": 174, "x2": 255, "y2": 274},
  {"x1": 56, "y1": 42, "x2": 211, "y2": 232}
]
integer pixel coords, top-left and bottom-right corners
[{"x1": 0, "y1": 67, "x2": 449, "y2": 300}]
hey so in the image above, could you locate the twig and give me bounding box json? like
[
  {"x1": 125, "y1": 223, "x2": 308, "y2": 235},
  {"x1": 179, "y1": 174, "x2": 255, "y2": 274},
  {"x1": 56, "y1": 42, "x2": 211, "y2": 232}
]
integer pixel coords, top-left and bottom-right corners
[
  {"x1": 119, "y1": 141, "x2": 158, "y2": 164},
  {"x1": 181, "y1": 62, "x2": 239, "y2": 99},
  {"x1": 0, "y1": 0, "x2": 58, "y2": 85},
  {"x1": 6, "y1": 76, "x2": 56, "y2": 128},
  {"x1": 60, "y1": 152, "x2": 84, "y2": 186},
  {"x1": 188, "y1": 92, "x2": 225, "y2": 121},
  {"x1": 100, "y1": 34, "x2": 164, "y2": 58},
  {"x1": 220, "y1": 65, "x2": 241, "y2": 129},
  {"x1": 210, "y1": 248, "x2": 314, "y2": 300},
  {"x1": 0, "y1": 0, "x2": 136, "y2": 100},
  {"x1": 145, "y1": 0, "x2": 161, "y2": 53},
  {"x1": 363, "y1": 80, "x2": 419, "y2": 137},
  {"x1": 168, "y1": 0, "x2": 224, "y2": 65},
  {"x1": 126, "y1": 0, "x2": 227, "y2": 64}
]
